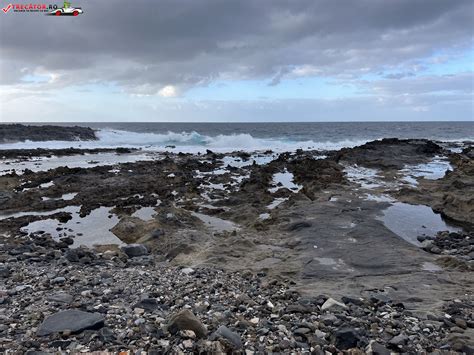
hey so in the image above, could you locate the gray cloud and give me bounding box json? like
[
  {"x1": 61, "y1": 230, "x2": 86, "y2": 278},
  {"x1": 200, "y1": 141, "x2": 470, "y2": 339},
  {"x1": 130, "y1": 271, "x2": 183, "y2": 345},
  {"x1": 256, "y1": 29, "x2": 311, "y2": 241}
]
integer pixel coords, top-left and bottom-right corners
[{"x1": 0, "y1": 0, "x2": 473, "y2": 94}]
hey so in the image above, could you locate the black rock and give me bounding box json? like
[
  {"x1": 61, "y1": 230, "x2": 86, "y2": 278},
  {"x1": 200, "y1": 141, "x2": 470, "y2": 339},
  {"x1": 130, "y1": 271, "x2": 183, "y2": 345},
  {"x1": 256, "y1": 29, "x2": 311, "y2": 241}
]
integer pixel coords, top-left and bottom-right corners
[
  {"x1": 370, "y1": 293, "x2": 391, "y2": 305},
  {"x1": 0, "y1": 265, "x2": 10, "y2": 278},
  {"x1": 0, "y1": 124, "x2": 97, "y2": 143},
  {"x1": 133, "y1": 298, "x2": 161, "y2": 312},
  {"x1": 417, "y1": 235, "x2": 427, "y2": 242},
  {"x1": 49, "y1": 340, "x2": 72, "y2": 348},
  {"x1": 37, "y1": 310, "x2": 105, "y2": 336},
  {"x1": 212, "y1": 325, "x2": 243, "y2": 349},
  {"x1": 388, "y1": 334, "x2": 408, "y2": 348},
  {"x1": 60, "y1": 237, "x2": 74, "y2": 245},
  {"x1": 332, "y1": 327, "x2": 362, "y2": 350},
  {"x1": 370, "y1": 341, "x2": 391, "y2": 355},
  {"x1": 64, "y1": 249, "x2": 79, "y2": 262},
  {"x1": 121, "y1": 244, "x2": 148, "y2": 258}
]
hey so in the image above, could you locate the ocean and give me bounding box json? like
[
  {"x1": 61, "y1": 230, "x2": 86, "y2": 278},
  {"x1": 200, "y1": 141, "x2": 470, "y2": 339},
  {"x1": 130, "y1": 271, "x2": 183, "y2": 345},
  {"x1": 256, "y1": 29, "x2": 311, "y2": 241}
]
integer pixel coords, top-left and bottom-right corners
[{"x1": 1, "y1": 121, "x2": 473, "y2": 153}]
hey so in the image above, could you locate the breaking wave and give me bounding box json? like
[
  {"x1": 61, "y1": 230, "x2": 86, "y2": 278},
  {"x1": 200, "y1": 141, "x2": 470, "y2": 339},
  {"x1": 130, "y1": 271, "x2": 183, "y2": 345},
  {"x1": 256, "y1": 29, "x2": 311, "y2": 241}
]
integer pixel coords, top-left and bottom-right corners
[{"x1": 0, "y1": 129, "x2": 373, "y2": 153}]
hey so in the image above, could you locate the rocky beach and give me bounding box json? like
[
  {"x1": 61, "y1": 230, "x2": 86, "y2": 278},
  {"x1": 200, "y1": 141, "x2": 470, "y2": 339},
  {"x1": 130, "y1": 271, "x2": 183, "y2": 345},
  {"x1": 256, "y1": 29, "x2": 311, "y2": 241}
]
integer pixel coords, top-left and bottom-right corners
[{"x1": 0, "y1": 124, "x2": 473, "y2": 353}]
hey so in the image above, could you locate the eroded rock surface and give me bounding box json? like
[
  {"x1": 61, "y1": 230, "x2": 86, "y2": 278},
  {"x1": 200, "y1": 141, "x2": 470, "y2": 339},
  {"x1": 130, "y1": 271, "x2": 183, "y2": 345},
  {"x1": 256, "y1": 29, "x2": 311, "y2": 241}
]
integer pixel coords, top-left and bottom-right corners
[{"x1": 0, "y1": 137, "x2": 473, "y2": 352}]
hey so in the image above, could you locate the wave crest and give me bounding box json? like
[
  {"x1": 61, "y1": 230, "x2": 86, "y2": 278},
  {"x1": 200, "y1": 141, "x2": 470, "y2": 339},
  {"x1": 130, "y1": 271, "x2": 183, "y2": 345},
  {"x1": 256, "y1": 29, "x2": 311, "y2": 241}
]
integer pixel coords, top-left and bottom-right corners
[{"x1": 0, "y1": 129, "x2": 371, "y2": 152}]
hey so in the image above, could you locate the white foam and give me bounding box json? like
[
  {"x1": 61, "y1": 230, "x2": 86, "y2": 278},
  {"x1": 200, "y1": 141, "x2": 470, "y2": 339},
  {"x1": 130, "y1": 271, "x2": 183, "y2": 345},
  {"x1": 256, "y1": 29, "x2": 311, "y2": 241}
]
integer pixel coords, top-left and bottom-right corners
[{"x1": 0, "y1": 129, "x2": 371, "y2": 154}]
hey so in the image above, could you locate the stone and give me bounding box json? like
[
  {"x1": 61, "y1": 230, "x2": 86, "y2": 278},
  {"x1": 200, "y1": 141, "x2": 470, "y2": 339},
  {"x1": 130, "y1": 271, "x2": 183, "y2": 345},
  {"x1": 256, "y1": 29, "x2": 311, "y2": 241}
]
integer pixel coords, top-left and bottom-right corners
[
  {"x1": 212, "y1": 325, "x2": 243, "y2": 349},
  {"x1": 181, "y1": 330, "x2": 196, "y2": 339},
  {"x1": 388, "y1": 334, "x2": 408, "y2": 347},
  {"x1": 60, "y1": 237, "x2": 74, "y2": 245},
  {"x1": 51, "y1": 276, "x2": 66, "y2": 284},
  {"x1": 98, "y1": 327, "x2": 116, "y2": 343},
  {"x1": 121, "y1": 244, "x2": 148, "y2": 258},
  {"x1": 332, "y1": 327, "x2": 362, "y2": 350},
  {"x1": 454, "y1": 318, "x2": 467, "y2": 329},
  {"x1": 286, "y1": 304, "x2": 313, "y2": 313},
  {"x1": 134, "y1": 307, "x2": 145, "y2": 315},
  {"x1": 315, "y1": 329, "x2": 326, "y2": 339},
  {"x1": 37, "y1": 310, "x2": 105, "y2": 336},
  {"x1": 167, "y1": 309, "x2": 207, "y2": 338},
  {"x1": 293, "y1": 327, "x2": 311, "y2": 336},
  {"x1": 370, "y1": 293, "x2": 391, "y2": 305},
  {"x1": 180, "y1": 267, "x2": 195, "y2": 275},
  {"x1": 182, "y1": 339, "x2": 194, "y2": 348},
  {"x1": 367, "y1": 341, "x2": 391, "y2": 355},
  {"x1": 249, "y1": 317, "x2": 259, "y2": 325},
  {"x1": 321, "y1": 297, "x2": 347, "y2": 311},
  {"x1": 417, "y1": 235, "x2": 426, "y2": 242},
  {"x1": 341, "y1": 296, "x2": 365, "y2": 306},
  {"x1": 133, "y1": 298, "x2": 161, "y2": 312},
  {"x1": 47, "y1": 292, "x2": 73, "y2": 304},
  {"x1": 0, "y1": 265, "x2": 10, "y2": 278},
  {"x1": 64, "y1": 249, "x2": 79, "y2": 262}
]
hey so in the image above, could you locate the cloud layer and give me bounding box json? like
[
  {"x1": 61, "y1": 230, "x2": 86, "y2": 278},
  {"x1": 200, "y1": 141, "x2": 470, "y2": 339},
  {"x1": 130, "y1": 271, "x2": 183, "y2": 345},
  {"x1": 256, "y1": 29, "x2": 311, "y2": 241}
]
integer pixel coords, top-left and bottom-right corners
[{"x1": 0, "y1": 0, "x2": 473, "y2": 121}]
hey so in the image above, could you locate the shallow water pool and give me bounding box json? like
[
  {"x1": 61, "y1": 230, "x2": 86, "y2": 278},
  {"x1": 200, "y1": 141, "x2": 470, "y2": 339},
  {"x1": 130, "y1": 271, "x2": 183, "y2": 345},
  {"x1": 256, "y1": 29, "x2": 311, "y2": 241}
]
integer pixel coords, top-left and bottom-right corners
[{"x1": 378, "y1": 202, "x2": 461, "y2": 246}]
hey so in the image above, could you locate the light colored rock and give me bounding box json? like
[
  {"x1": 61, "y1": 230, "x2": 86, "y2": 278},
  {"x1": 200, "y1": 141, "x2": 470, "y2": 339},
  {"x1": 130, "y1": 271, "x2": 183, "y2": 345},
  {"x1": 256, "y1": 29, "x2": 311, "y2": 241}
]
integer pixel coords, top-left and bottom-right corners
[
  {"x1": 321, "y1": 297, "x2": 347, "y2": 311},
  {"x1": 181, "y1": 267, "x2": 195, "y2": 275}
]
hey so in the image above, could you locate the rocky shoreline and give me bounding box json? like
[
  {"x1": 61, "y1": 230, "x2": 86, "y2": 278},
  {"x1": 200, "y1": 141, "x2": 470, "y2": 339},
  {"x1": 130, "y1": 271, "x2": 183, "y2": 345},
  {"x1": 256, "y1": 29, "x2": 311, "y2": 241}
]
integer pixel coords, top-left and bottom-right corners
[
  {"x1": 0, "y1": 124, "x2": 97, "y2": 143},
  {"x1": 1, "y1": 134, "x2": 473, "y2": 353},
  {"x1": 2, "y1": 232, "x2": 473, "y2": 353}
]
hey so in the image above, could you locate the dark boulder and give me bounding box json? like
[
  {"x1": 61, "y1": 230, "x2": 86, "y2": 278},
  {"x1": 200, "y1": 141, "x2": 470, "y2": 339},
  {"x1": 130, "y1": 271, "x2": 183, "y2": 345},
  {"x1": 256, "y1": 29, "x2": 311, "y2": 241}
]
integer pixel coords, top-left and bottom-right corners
[{"x1": 37, "y1": 310, "x2": 104, "y2": 336}]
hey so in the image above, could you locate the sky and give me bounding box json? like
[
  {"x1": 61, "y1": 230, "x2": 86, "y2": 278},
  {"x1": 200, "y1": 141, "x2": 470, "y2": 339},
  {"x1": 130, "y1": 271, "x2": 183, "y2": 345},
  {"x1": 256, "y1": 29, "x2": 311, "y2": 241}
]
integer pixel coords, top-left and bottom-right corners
[{"x1": 0, "y1": 0, "x2": 473, "y2": 122}]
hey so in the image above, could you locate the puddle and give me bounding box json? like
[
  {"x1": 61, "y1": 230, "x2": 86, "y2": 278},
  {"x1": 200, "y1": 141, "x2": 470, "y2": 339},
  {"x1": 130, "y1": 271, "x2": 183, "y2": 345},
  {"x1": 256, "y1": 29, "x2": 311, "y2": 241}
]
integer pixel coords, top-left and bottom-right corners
[
  {"x1": 259, "y1": 213, "x2": 270, "y2": 220},
  {"x1": 191, "y1": 211, "x2": 239, "y2": 233},
  {"x1": 365, "y1": 193, "x2": 395, "y2": 202},
  {"x1": 131, "y1": 207, "x2": 156, "y2": 221},
  {"x1": 269, "y1": 169, "x2": 302, "y2": 193},
  {"x1": 378, "y1": 202, "x2": 461, "y2": 246},
  {"x1": 344, "y1": 165, "x2": 382, "y2": 189},
  {"x1": 0, "y1": 205, "x2": 78, "y2": 220},
  {"x1": 401, "y1": 157, "x2": 452, "y2": 186},
  {"x1": 20, "y1": 206, "x2": 124, "y2": 247}
]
